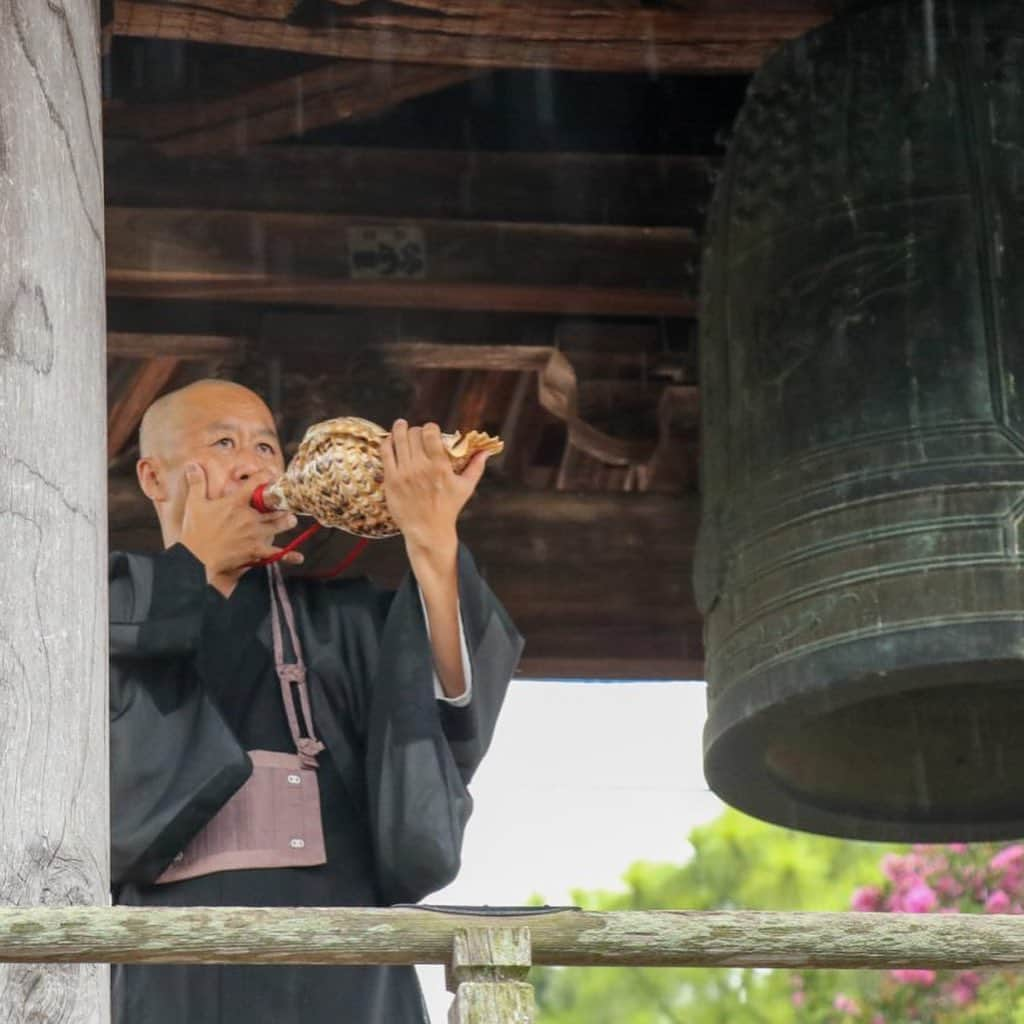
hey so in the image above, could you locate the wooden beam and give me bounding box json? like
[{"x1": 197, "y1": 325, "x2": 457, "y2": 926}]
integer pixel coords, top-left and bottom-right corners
[
  {"x1": 7, "y1": 905, "x2": 1024, "y2": 970},
  {"x1": 109, "y1": 482, "x2": 704, "y2": 679},
  {"x1": 107, "y1": 356, "x2": 182, "y2": 459},
  {"x1": 408, "y1": 368, "x2": 455, "y2": 428},
  {"x1": 104, "y1": 207, "x2": 698, "y2": 316},
  {"x1": 383, "y1": 343, "x2": 553, "y2": 373},
  {"x1": 106, "y1": 328, "x2": 694, "y2": 487},
  {"x1": 1, "y1": 0, "x2": 108, "y2": 1017},
  {"x1": 107, "y1": 331, "x2": 247, "y2": 360},
  {"x1": 108, "y1": 62, "x2": 474, "y2": 156},
  {"x1": 103, "y1": 143, "x2": 717, "y2": 229},
  {"x1": 256, "y1": 312, "x2": 691, "y2": 379},
  {"x1": 106, "y1": 276, "x2": 696, "y2": 317},
  {"x1": 452, "y1": 369, "x2": 500, "y2": 434},
  {"x1": 106, "y1": 310, "x2": 688, "y2": 384},
  {"x1": 114, "y1": 1, "x2": 832, "y2": 74},
  {"x1": 265, "y1": 333, "x2": 680, "y2": 470}
]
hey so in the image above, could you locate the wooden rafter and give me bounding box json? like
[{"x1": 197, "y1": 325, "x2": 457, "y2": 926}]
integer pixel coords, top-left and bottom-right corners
[
  {"x1": 107, "y1": 62, "x2": 475, "y2": 156},
  {"x1": 108, "y1": 313, "x2": 690, "y2": 378},
  {"x1": 107, "y1": 356, "x2": 182, "y2": 459},
  {"x1": 107, "y1": 332, "x2": 247, "y2": 360},
  {"x1": 114, "y1": 0, "x2": 832, "y2": 74},
  {"x1": 104, "y1": 143, "x2": 718, "y2": 228},
  {"x1": 107, "y1": 329, "x2": 698, "y2": 487},
  {"x1": 104, "y1": 207, "x2": 698, "y2": 316}
]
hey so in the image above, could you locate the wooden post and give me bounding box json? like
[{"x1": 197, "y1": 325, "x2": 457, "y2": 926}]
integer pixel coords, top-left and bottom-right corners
[
  {"x1": 0, "y1": 1, "x2": 108, "y2": 1022},
  {"x1": 446, "y1": 928, "x2": 534, "y2": 1024}
]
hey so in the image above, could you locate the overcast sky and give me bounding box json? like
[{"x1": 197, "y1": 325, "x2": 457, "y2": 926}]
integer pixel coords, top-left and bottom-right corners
[{"x1": 416, "y1": 678, "x2": 721, "y2": 1022}]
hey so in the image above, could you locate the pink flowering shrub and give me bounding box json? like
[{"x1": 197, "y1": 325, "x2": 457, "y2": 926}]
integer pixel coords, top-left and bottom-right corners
[{"x1": 794, "y1": 841, "x2": 1024, "y2": 1021}]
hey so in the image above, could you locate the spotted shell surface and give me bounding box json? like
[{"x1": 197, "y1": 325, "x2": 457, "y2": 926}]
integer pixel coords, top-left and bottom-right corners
[{"x1": 265, "y1": 416, "x2": 504, "y2": 538}]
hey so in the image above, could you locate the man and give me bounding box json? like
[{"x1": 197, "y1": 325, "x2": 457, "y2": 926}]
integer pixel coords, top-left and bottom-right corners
[{"x1": 109, "y1": 379, "x2": 523, "y2": 1022}]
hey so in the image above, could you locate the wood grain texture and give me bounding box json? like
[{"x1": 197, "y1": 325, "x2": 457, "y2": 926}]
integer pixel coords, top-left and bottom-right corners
[
  {"x1": 447, "y1": 927, "x2": 534, "y2": 1023},
  {"x1": 107, "y1": 331, "x2": 247, "y2": 361},
  {"x1": 117, "y1": 63, "x2": 474, "y2": 156},
  {"x1": 104, "y1": 206, "x2": 698, "y2": 316},
  {"x1": 451, "y1": 928, "x2": 532, "y2": 981},
  {"x1": 0, "y1": 907, "x2": 1023, "y2": 970},
  {"x1": 448, "y1": 982, "x2": 534, "y2": 1024},
  {"x1": 107, "y1": 276, "x2": 695, "y2": 316},
  {"x1": 113, "y1": 1, "x2": 831, "y2": 73},
  {"x1": 0, "y1": 0, "x2": 109, "y2": 1019}
]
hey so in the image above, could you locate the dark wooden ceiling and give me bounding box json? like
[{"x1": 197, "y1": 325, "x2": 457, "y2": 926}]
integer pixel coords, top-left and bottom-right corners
[{"x1": 103, "y1": 0, "x2": 842, "y2": 679}]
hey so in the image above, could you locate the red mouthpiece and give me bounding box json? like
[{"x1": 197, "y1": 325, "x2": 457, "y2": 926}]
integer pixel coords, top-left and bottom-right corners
[{"x1": 251, "y1": 483, "x2": 272, "y2": 513}]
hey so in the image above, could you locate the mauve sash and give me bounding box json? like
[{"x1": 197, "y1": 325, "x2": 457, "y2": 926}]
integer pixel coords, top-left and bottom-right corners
[{"x1": 155, "y1": 566, "x2": 328, "y2": 883}]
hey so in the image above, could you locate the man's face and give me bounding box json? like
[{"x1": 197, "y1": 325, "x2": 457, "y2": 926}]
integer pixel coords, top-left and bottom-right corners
[{"x1": 155, "y1": 384, "x2": 286, "y2": 529}]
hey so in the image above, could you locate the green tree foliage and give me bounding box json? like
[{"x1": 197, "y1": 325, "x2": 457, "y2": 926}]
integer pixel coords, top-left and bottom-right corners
[
  {"x1": 534, "y1": 809, "x2": 895, "y2": 1024},
  {"x1": 534, "y1": 812, "x2": 1024, "y2": 1022}
]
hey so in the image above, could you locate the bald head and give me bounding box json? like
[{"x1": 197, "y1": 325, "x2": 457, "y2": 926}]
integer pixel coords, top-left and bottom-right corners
[
  {"x1": 136, "y1": 379, "x2": 284, "y2": 547},
  {"x1": 139, "y1": 379, "x2": 273, "y2": 461}
]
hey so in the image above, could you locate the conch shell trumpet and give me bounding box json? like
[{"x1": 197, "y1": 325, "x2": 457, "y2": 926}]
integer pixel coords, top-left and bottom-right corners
[{"x1": 254, "y1": 416, "x2": 504, "y2": 538}]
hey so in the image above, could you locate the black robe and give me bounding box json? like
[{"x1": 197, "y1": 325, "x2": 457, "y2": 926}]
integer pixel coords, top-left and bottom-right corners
[{"x1": 109, "y1": 542, "x2": 523, "y2": 1023}]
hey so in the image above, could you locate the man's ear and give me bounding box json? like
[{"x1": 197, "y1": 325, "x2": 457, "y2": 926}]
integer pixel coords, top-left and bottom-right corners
[{"x1": 137, "y1": 457, "x2": 168, "y2": 502}]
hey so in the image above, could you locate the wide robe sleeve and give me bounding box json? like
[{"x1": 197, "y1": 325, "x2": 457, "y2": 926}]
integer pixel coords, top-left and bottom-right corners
[
  {"x1": 369, "y1": 544, "x2": 523, "y2": 904},
  {"x1": 109, "y1": 545, "x2": 252, "y2": 886},
  {"x1": 308, "y1": 543, "x2": 524, "y2": 906}
]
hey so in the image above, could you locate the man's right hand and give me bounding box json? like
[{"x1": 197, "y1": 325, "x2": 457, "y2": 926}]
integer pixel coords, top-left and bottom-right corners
[{"x1": 179, "y1": 463, "x2": 303, "y2": 592}]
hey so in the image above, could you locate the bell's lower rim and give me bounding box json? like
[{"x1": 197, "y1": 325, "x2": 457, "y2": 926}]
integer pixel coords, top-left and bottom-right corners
[{"x1": 704, "y1": 619, "x2": 1024, "y2": 842}]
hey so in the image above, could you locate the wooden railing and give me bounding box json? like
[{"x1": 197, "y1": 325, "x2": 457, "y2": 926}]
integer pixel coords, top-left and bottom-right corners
[{"x1": 5, "y1": 906, "x2": 1024, "y2": 1022}]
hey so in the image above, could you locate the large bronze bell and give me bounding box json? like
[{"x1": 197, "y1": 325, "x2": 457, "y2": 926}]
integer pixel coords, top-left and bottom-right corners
[{"x1": 697, "y1": 0, "x2": 1024, "y2": 840}]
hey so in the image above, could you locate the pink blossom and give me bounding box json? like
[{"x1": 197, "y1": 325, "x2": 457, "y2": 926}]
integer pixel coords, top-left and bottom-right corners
[
  {"x1": 871, "y1": 1017, "x2": 885, "y2": 1024},
  {"x1": 1005, "y1": 881, "x2": 1024, "y2": 903},
  {"x1": 990, "y1": 845, "x2": 1024, "y2": 872},
  {"x1": 934, "y1": 874, "x2": 963, "y2": 898},
  {"x1": 949, "y1": 969, "x2": 982, "y2": 1005},
  {"x1": 882, "y1": 853, "x2": 911, "y2": 882},
  {"x1": 791, "y1": 990, "x2": 806, "y2": 1008},
  {"x1": 947, "y1": 843, "x2": 968, "y2": 854},
  {"x1": 962, "y1": 866, "x2": 984, "y2": 887},
  {"x1": 985, "y1": 889, "x2": 1011, "y2": 913},
  {"x1": 833, "y1": 993, "x2": 861, "y2": 1015},
  {"x1": 951, "y1": 980, "x2": 977, "y2": 1006},
  {"x1": 851, "y1": 885, "x2": 883, "y2": 912},
  {"x1": 901, "y1": 882, "x2": 938, "y2": 914},
  {"x1": 884, "y1": 851, "x2": 925, "y2": 884},
  {"x1": 890, "y1": 968, "x2": 937, "y2": 986},
  {"x1": 999, "y1": 874, "x2": 1024, "y2": 902}
]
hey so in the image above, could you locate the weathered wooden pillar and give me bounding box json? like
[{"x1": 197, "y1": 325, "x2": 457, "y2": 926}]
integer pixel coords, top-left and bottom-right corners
[
  {"x1": 0, "y1": 1, "x2": 108, "y2": 1022},
  {"x1": 446, "y1": 928, "x2": 534, "y2": 1024}
]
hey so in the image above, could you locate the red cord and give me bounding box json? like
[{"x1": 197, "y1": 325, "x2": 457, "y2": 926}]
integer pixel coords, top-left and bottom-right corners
[
  {"x1": 253, "y1": 522, "x2": 322, "y2": 567},
  {"x1": 303, "y1": 537, "x2": 371, "y2": 579},
  {"x1": 249, "y1": 484, "x2": 371, "y2": 576}
]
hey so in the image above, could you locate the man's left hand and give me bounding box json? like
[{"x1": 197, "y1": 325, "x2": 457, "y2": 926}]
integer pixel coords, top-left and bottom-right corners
[{"x1": 381, "y1": 419, "x2": 489, "y2": 552}]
